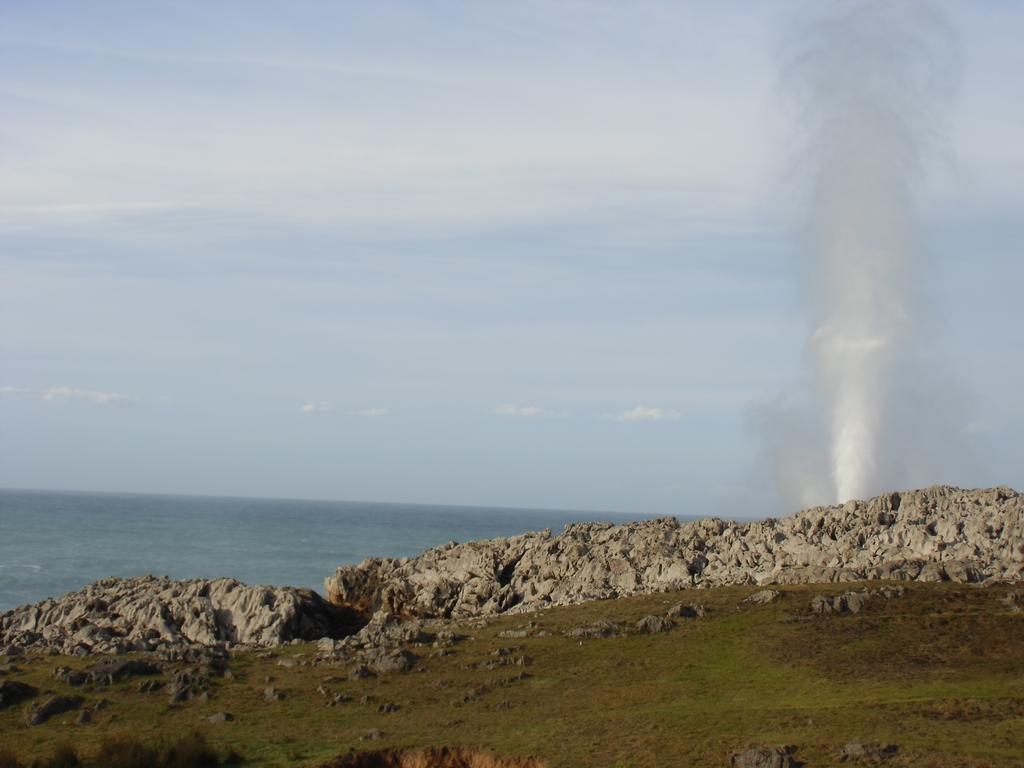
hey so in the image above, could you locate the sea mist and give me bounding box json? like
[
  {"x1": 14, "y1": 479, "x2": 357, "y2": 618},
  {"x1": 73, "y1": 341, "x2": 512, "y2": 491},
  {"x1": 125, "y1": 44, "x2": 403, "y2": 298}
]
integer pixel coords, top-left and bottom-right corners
[{"x1": 766, "y1": 0, "x2": 960, "y2": 507}]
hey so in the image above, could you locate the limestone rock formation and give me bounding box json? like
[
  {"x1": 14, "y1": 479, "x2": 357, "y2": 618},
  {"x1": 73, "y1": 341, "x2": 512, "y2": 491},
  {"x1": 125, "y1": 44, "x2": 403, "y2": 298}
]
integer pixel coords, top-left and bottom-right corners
[
  {"x1": 325, "y1": 486, "x2": 1023, "y2": 619},
  {"x1": 0, "y1": 575, "x2": 359, "y2": 656}
]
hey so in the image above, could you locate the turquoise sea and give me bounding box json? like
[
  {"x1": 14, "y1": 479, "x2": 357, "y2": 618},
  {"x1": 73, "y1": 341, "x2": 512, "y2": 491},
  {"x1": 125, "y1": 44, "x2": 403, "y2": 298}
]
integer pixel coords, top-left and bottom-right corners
[{"x1": 0, "y1": 488, "x2": 656, "y2": 612}]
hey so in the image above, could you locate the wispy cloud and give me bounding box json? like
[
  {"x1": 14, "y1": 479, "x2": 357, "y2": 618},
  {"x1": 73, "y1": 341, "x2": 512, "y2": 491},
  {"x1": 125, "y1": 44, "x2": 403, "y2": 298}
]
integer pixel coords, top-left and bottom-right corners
[
  {"x1": 300, "y1": 401, "x2": 335, "y2": 415},
  {"x1": 614, "y1": 405, "x2": 681, "y2": 422},
  {"x1": 351, "y1": 407, "x2": 389, "y2": 417},
  {"x1": 494, "y1": 404, "x2": 566, "y2": 418},
  {"x1": 0, "y1": 386, "x2": 31, "y2": 397},
  {"x1": 41, "y1": 386, "x2": 130, "y2": 406}
]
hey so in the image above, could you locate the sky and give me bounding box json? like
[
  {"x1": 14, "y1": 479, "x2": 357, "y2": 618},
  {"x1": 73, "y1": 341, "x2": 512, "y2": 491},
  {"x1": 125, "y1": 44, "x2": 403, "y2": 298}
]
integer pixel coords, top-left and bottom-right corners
[{"x1": 1, "y1": 1, "x2": 1022, "y2": 516}]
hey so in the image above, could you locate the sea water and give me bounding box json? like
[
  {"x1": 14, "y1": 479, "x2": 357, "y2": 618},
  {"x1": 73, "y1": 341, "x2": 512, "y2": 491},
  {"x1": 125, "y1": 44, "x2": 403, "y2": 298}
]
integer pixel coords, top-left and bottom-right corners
[{"x1": 0, "y1": 488, "x2": 658, "y2": 611}]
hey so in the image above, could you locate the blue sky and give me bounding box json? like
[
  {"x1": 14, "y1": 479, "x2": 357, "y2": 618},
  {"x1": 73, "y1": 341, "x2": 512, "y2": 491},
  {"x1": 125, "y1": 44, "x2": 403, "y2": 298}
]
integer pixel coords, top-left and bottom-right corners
[{"x1": 1, "y1": 1, "x2": 1021, "y2": 516}]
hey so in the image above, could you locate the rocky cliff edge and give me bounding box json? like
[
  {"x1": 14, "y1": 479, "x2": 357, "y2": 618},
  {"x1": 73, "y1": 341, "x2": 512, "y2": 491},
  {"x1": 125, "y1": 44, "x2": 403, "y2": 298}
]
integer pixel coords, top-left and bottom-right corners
[{"x1": 324, "y1": 485, "x2": 1023, "y2": 619}]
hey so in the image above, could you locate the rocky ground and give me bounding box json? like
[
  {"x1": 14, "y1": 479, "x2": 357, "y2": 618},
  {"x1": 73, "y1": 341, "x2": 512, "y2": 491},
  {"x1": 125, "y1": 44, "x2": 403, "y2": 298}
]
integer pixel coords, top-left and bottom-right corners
[
  {"x1": 2, "y1": 486, "x2": 1021, "y2": 660},
  {"x1": 1, "y1": 581, "x2": 1023, "y2": 767},
  {"x1": 1, "y1": 485, "x2": 1023, "y2": 766},
  {"x1": 325, "y1": 485, "x2": 1023, "y2": 619},
  {"x1": 0, "y1": 576, "x2": 361, "y2": 657}
]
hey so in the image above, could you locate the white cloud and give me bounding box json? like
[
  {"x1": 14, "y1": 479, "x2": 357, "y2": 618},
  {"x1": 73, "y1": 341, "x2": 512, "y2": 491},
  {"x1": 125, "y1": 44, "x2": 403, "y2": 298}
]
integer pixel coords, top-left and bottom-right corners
[
  {"x1": 0, "y1": 386, "x2": 30, "y2": 396},
  {"x1": 496, "y1": 404, "x2": 545, "y2": 417},
  {"x1": 41, "y1": 386, "x2": 130, "y2": 406},
  {"x1": 351, "y1": 407, "x2": 389, "y2": 417},
  {"x1": 495, "y1": 404, "x2": 567, "y2": 418},
  {"x1": 615, "y1": 405, "x2": 681, "y2": 422},
  {"x1": 300, "y1": 401, "x2": 335, "y2": 415}
]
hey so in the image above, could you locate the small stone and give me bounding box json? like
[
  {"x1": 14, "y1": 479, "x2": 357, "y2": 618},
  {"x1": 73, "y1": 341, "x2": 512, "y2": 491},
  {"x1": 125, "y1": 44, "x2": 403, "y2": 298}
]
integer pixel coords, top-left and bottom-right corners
[
  {"x1": 839, "y1": 742, "x2": 898, "y2": 762},
  {"x1": 207, "y1": 712, "x2": 234, "y2": 723},
  {"x1": 743, "y1": 590, "x2": 781, "y2": 605},
  {"x1": 360, "y1": 729, "x2": 385, "y2": 741},
  {"x1": 264, "y1": 686, "x2": 283, "y2": 703}
]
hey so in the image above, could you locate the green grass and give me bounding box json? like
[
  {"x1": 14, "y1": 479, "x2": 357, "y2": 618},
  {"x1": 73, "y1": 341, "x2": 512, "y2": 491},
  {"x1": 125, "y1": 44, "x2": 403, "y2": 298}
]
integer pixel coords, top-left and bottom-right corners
[{"x1": 2, "y1": 582, "x2": 1023, "y2": 767}]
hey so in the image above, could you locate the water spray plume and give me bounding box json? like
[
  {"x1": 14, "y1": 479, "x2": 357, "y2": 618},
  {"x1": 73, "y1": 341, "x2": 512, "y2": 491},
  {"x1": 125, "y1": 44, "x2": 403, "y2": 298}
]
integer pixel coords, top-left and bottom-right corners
[{"x1": 786, "y1": 0, "x2": 957, "y2": 504}]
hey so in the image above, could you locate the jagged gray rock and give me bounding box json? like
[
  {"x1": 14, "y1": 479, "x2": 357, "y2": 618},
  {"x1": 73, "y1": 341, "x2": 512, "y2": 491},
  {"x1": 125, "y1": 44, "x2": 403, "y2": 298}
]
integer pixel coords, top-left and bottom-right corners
[
  {"x1": 325, "y1": 486, "x2": 1024, "y2": 619},
  {"x1": 0, "y1": 575, "x2": 358, "y2": 656},
  {"x1": 635, "y1": 614, "x2": 675, "y2": 634},
  {"x1": 810, "y1": 586, "x2": 904, "y2": 616}
]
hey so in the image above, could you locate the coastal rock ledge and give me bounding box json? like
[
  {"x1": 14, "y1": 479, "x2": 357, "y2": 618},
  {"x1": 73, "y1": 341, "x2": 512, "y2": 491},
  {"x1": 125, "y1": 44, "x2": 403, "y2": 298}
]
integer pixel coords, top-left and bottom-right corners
[
  {"x1": 325, "y1": 485, "x2": 1024, "y2": 619},
  {"x1": 0, "y1": 576, "x2": 358, "y2": 656}
]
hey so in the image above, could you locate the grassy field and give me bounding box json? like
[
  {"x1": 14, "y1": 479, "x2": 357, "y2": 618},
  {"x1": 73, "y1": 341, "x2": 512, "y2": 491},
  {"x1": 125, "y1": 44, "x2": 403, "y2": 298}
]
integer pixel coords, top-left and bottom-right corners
[{"x1": 2, "y1": 582, "x2": 1023, "y2": 767}]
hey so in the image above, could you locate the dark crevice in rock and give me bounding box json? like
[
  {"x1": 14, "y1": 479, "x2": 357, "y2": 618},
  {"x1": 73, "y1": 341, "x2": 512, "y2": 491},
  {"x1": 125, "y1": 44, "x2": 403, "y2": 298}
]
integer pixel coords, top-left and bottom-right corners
[{"x1": 497, "y1": 554, "x2": 524, "y2": 587}]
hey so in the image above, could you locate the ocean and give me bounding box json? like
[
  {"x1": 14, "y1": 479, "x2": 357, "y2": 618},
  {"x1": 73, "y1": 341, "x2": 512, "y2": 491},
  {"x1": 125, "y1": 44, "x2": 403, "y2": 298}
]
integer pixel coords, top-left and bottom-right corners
[{"x1": 0, "y1": 488, "x2": 659, "y2": 612}]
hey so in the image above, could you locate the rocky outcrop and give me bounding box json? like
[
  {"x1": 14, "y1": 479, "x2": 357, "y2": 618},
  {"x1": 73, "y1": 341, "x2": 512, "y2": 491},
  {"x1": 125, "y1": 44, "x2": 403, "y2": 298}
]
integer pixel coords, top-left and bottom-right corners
[
  {"x1": 809, "y1": 586, "x2": 904, "y2": 616},
  {"x1": 0, "y1": 575, "x2": 360, "y2": 656},
  {"x1": 325, "y1": 486, "x2": 1024, "y2": 619}
]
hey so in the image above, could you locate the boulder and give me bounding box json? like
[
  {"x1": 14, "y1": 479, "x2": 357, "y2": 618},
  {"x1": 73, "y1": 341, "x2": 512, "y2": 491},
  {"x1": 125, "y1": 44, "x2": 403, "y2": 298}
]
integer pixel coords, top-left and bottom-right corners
[
  {"x1": 363, "y1": 648, "x2": 418, "y2": 675},
  {"x1": 52, "y1": 666, "x2": 89, "y2": 686},
  {"x1": 744, "y1": 590, "x2": 781, "y2": 606},
  {"x1": 635, "y1": 615, "x2": 675, "y2": 634},
  {"x1": 26, "y1": 694, "x2": 84, "y2": 726}
]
